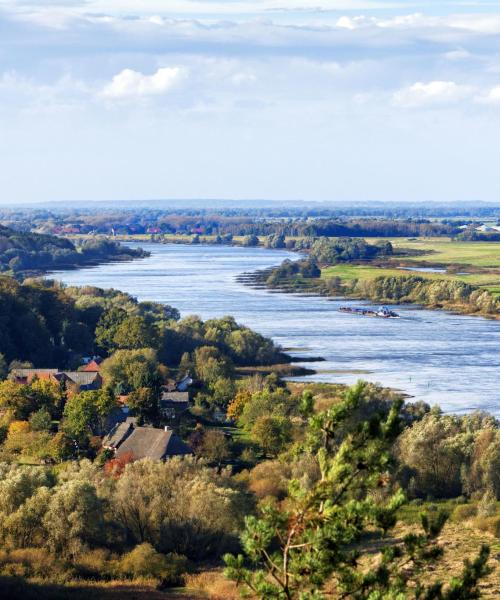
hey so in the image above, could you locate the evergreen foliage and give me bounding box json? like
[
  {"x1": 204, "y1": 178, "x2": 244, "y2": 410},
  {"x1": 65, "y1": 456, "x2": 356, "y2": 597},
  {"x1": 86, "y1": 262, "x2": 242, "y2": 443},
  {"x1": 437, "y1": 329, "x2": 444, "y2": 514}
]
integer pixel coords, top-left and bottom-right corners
[{"x1": 224, "y1": 382, "x2": 491, "y2": 599}]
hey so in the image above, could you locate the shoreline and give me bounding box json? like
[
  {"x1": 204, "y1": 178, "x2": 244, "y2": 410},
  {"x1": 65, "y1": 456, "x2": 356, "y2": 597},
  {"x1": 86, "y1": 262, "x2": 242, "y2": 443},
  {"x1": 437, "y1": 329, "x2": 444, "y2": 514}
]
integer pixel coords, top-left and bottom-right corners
[
  {"x1": 237, "y1": 266, "x2": 500, "y2": 321},
  {"x1": 19, "y1": 251, "x2": 151, "y2": 281}
]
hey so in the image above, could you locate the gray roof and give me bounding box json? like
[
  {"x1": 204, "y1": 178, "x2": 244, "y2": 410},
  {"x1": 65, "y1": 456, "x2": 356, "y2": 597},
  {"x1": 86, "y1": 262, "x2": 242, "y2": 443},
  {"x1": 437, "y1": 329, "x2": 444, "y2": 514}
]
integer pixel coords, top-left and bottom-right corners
[
  {"x1": 160, "y1": 391, "x2": 189, "y2": 404},
  {"x1": 11, "y1": 368, "x2": 58, "y2": 377},
  {"x1": 102, "y1": 421, "x2": 133, "y2": 449},
  {"x1": 10, "y1": 369, "x2": 100, "y2": 387},
  {"x1": 115, "y1": 427, "x2": 192, "y2": 461},
  {"x1": 62, "y1": 371, "x2": 101, "y2": 386}
]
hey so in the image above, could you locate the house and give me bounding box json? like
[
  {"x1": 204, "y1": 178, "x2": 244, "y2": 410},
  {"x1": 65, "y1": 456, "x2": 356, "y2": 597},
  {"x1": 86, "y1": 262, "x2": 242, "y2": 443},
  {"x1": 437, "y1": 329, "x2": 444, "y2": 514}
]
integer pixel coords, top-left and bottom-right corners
[
  {"x1": 10, "y1": 368, "x2": 102, "y2": 391},
  {"x1": 10, "y1": 369, "x2": 59, "y2": 385},
  {"x1": 110, "y1": 425, "x2": 192, "y2": 461},
  {"x1": 58, "y1": 371, "x2": 102, "y2": 391},
  {"x1": 159, "y1": 391, "x2": 190, "y2": 419},
  {"x1": 176, "y1": 376, "x2": 193, "y2": 392},
  {"x1": 82, "y1": 357, "x2": 103, "y2": 372},
  {"x1": 102, "y1": 418, "x2": 136, "y2": 450}
]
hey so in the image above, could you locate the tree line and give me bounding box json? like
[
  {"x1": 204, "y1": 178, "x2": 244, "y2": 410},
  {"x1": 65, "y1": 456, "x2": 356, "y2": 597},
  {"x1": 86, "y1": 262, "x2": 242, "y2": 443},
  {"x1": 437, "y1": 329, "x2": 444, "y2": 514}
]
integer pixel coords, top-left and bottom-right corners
[{"x1": 0, "y1": 224, "x2": 147, "y2": 275}]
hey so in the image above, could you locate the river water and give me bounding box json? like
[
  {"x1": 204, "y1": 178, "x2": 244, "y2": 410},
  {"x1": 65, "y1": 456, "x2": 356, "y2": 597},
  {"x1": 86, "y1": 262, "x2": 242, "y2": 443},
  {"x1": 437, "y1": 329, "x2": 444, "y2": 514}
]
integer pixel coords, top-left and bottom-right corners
[{"x1": 49, "y1": 243, "x2": 500, "y2": 415}]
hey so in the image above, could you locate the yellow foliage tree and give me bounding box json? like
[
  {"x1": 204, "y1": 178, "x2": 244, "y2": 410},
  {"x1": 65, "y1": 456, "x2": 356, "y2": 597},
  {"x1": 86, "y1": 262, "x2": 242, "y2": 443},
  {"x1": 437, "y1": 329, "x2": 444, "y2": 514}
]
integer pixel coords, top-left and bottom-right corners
[
  {"x1": 226, "y1": 390, "x2": 251, "y2": 421},
  {"x1": 8, "y1": 420, "x2": 30, "y2": 436}
]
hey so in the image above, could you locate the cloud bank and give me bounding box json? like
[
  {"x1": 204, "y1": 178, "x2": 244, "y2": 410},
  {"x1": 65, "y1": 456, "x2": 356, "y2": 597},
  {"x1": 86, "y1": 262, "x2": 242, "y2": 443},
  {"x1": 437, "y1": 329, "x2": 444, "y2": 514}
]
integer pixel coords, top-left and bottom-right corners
[{"x1": 1, "y1": 1, "x2": 500, "y2": 202}]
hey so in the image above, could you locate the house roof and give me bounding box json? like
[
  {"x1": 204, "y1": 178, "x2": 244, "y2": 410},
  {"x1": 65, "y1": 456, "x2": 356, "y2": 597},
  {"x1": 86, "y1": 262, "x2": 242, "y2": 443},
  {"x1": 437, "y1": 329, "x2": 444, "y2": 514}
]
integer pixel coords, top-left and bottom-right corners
[
  {"x1": 12, "y1": 368, "x2": 59, "y2": 378},
  {"x1": 102, "y1": 421, "x2": 134, "y2": 449},
  {"x1": 115, "y1": 427, "x2": 192, "y2": 461},
  {"x1": 82, "y1": 358, "x2": 103, "y2": 372},
  {"x1": 160, "y1": 391, "x2": 189, "y2": 404},
  {"x1": 62, "y1": 371, "x2": 101, "y2": 386},
  {"x1": 10, "y1": 369, "x2": 101, "y2": 387}
]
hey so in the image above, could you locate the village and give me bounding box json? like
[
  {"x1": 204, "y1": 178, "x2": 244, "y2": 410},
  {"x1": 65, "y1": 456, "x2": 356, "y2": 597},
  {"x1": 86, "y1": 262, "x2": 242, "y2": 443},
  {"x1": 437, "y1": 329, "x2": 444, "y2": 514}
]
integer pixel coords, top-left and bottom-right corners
[{"x1": 6, "y1": 358, "x2": 195, "y2": 463}]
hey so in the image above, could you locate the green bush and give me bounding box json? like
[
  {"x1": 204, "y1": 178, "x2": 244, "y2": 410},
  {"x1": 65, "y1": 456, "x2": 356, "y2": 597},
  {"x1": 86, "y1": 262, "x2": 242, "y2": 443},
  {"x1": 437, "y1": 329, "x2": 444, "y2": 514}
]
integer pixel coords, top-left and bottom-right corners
[{"x1": 120, "y1": 543, "x2": 187, "y2": 586}]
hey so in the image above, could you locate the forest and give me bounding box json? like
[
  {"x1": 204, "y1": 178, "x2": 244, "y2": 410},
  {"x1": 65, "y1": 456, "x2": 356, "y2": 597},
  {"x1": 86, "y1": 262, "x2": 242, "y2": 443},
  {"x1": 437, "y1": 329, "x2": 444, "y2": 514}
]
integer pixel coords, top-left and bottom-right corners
[
  {"x1": 0, "y1": 225, "x2": 147, "y2": 276},
  {"x1": 3, "y1": 206, "x2": 500, "y2": 240}
]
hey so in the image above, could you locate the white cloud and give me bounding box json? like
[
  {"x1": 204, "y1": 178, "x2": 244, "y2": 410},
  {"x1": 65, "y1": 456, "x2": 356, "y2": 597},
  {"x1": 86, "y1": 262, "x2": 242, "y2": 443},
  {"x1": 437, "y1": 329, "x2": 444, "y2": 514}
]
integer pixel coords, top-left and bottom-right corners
[
  {"x1": 231, "y1": 72, "x2": 257, "y2": 85},
  {"x1": 475, "y1": 84, "x2": 500, "y2": 104},
  {"x1": 392, "y1": 80, "x2": 473, "y2": 108},
  {"x1": 101, "y1": 67, "x2": 185, "y2": 99},
  {"x1": 444, "y1": 49, "x2": 472, "y2": 61}
]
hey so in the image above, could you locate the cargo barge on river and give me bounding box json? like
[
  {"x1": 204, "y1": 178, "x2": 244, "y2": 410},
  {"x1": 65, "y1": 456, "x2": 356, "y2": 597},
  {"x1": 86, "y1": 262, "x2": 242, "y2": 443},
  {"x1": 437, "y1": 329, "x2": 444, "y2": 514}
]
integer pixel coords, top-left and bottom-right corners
[{"x1": 339, "y1": 306, "x2": 399, "y2": 318}]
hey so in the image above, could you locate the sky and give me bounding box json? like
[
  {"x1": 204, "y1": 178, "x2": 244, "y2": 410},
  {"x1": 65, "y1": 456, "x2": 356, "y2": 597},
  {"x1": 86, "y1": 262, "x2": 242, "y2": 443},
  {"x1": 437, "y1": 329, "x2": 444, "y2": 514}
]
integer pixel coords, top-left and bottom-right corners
[{"x1": 2, "y1": 1, "x2": 500, "y2": 204}]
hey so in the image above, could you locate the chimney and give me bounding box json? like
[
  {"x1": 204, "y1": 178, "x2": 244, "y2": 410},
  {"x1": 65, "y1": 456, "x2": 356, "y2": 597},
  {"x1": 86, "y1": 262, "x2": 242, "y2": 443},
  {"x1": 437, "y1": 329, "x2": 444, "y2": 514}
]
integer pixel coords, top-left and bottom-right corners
[{"x1": 164, "y1": 426, "x2": 171, "y2": 432}]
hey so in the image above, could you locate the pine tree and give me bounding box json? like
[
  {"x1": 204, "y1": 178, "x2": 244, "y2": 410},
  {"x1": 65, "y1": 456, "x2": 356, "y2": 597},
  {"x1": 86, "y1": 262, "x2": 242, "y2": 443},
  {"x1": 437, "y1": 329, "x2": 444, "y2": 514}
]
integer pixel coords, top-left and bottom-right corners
[{"x1": 224, "y1": 382, "x2": 490, "y2": 599}]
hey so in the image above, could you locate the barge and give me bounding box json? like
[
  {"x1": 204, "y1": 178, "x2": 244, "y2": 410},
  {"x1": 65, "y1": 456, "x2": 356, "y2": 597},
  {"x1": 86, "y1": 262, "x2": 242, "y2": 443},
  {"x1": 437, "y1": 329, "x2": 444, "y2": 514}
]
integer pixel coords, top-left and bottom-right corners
[{"x1": 339, "y1": 306, "x2": 399, "y2": 318}]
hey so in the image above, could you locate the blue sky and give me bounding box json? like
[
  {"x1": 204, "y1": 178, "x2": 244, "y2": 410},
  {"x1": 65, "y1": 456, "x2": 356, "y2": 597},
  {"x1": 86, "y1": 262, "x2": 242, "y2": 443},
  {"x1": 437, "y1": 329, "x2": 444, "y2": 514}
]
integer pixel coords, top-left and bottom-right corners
[{"x1": 1, "y1": 1, "x2": 500, "y2": 204}]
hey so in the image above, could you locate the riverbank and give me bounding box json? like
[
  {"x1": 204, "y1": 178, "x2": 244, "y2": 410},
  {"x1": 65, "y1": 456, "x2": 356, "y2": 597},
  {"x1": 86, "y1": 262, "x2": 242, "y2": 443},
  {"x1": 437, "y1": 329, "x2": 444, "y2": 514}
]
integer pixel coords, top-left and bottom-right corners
[
  {"x1": 241, "y1": 268, "x2": 500, "y2": 319},
  {"x1": 67, "y1": 233, "x2": 499, "y2": 310},
  {"x1": 238, "y1": 243, "x2": 500, "y2": 320},
  {"x1": 48, "y1": 242, "x2": 500, "y2": 413}
]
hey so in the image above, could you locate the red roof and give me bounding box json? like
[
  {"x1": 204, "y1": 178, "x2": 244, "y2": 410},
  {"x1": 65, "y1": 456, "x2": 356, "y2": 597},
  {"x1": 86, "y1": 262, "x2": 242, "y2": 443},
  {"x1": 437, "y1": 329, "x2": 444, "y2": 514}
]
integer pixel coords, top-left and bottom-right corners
[{"x1": 83, "y1": 358, "x2": 103, "y2": 372}]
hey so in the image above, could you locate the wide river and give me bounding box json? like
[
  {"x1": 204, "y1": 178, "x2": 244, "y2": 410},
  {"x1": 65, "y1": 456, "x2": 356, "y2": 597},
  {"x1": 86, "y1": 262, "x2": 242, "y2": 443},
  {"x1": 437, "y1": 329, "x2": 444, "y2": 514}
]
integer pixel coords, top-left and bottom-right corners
[{"x1": 50, "y1": 243, "x2": 500, "y2": 415}]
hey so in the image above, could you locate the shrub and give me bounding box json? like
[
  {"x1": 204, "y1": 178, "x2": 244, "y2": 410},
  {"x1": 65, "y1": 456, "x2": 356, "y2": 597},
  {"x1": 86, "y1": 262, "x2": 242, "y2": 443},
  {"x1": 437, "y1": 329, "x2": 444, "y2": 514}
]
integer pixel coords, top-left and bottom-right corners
[
  {"x1": 473, "y1": 515, "x2": 500, "y2": 538},
  {"x1": 74, "y1": 548, "x2": 116, "y2": 579},
  {"x1": 120, "y1": 543, "x2": 187, "y2": 585},
  {"x1": 0, "y1": 548, "x2": 68, "y2": 580},
  {"x1": 184, "y1": 570, "x2": 239, "y2": 599},
  {"x1": 452, "y1": 503, "x2": 477, "y2": 522},
  {"x1": 248, "y1": 460, "x2": 291, "y2": 500}
]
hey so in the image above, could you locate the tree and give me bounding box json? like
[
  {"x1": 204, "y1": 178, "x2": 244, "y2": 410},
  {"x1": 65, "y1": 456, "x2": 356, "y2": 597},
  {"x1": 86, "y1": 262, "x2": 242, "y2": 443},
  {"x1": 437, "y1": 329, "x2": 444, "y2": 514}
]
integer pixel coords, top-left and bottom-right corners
[
  {"x1": 251, "y1": 415, "x2": 292, "y2": 457},
  {"x1": 209, "y1": 377, "x2": 236, "y2": 409},
  {"x1": 238, "y1": 387, "x2": 296, "y2": 433},
  {"x1": 94, "y1": 306, "x2": 128, "y2": 353},
  {"x1": 0, "y1": 381, "x2": 35, "y2": 420},
  {"x1": 224, "y1": 382, "x2": 491, "y2": 599},
  {"x1": 127, "y1": 386, "x2": 158, "y2": 421},
  {"x1": 30, "y1": 378, "x2": 65, "y2": 418},
  {"x1": 62, "y1": 389, "x2": 116, "y2": 442},
  {"x1": 396, "y1": 413, "x2": 466, "y2": 498},
  {"x1": 49, "y1": 432, "x2": 75, "y2": 462},
  {"x1": 120, "y1": 542, "x2": 186, "y2": 583},
  {"x1": 100, "y1": 348, "x2": 164, "y2": 394},
  {"x1": 29, "y1": 407, "x2": 52, "y2": 432},
  {"x1": 113, "y1": 457, "x2": 248, "y2": 560},
  {"x1": 241, "y1": 234, "x2": 259, "y2": 247},
  {"x1": 194, "y1": 346, "x2": 233, "y2": 384},
  {"x1": 4, "y1": 420, "x2": 31, "y2": 453},
  {"x1": 227, "y1": 390, "x2": 251, "y2": 421},
  {"x1": 44, "y1": 479, "x2": 104, "y2": 557},
  {"x1": 198, "y1": 429, "x2": 231, "y2": 470},
  {"x1": 113, "y1": 316, "x2": 159, "y2": 350}
]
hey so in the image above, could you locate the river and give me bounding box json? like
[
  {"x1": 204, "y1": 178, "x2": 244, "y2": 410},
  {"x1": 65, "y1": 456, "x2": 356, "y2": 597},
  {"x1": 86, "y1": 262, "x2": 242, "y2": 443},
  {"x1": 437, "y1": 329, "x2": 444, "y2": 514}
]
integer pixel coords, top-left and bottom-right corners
[{"x1": 49, "y1": 243, "x2": 500, "y2": 415}]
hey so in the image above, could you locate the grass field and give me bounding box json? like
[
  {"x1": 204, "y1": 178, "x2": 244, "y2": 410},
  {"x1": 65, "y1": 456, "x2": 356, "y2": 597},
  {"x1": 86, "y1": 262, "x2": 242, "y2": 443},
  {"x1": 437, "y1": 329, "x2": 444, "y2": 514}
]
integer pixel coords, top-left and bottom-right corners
[
  {"x1": 321, "y1": 237, "x2": 500, "y2": 297},
  {"x1": 384, "y1": 238, "x2": 500, "y2": 268}
]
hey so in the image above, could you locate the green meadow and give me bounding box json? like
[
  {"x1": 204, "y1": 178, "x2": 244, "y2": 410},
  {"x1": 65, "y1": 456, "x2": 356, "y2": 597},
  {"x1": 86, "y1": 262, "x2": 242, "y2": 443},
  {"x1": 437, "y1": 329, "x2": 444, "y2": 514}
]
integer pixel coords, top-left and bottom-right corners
[{"x1": 321, "y1": 238, "x2": 500, "y2": 297}]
